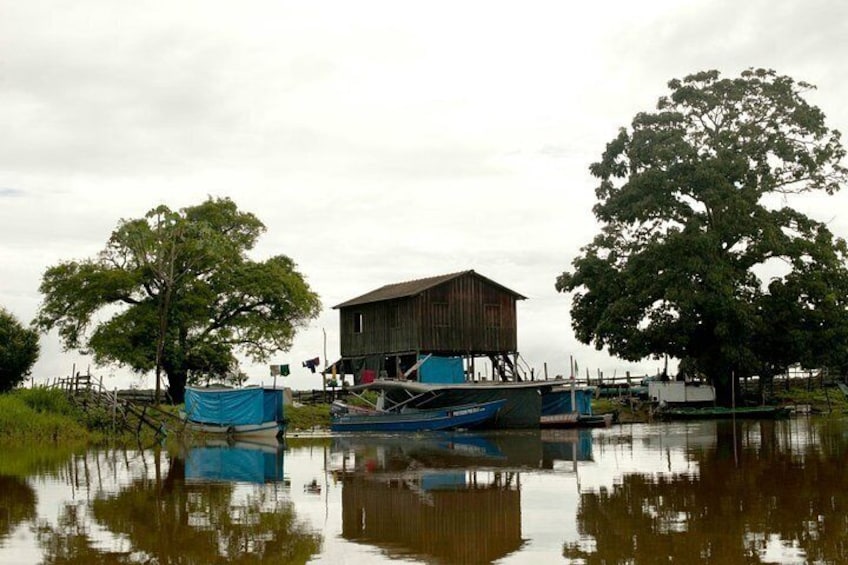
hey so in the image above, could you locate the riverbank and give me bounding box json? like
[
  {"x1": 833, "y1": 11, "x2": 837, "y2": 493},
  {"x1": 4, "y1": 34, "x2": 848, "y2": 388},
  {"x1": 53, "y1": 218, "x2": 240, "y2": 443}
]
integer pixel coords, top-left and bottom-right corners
[
  {"x1": 4, "y1": 384, "x2": 845, "y2": 446},
  {"x1": 286, "y1": 384, "x2": 848, "y2": 431},
  {"x1": 0, "y1": 388, "x2": 165, "y2": 446},
  {"x1": 592, "y1": 383, "x2": 848, "y2": 424},
  {"x1": 0, "y1": 388, "x2": 95, "y2": 446}
]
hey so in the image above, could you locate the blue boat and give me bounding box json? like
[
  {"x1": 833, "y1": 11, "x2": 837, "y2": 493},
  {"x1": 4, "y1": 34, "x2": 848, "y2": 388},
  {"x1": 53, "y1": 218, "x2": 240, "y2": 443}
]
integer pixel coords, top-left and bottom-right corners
[
  {"x1": 183, "y1": 386, "x2": 286, "y2": 440},
  {"x1": 330, "y1": 399, "x2": 505, "y2": 432}
]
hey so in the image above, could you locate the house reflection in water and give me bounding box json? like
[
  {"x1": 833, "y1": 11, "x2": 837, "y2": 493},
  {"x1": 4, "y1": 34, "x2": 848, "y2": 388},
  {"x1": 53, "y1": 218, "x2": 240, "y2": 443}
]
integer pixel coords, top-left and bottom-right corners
[
  {"x1": 331, "y1": 431, "x2": 593, "y2": 563},
  {"x1": 339, "y1": 470, "x2": 522, "y2": 563},
  {"x1": 330, "y1": 430, "x2": 598, "y2": 562}
]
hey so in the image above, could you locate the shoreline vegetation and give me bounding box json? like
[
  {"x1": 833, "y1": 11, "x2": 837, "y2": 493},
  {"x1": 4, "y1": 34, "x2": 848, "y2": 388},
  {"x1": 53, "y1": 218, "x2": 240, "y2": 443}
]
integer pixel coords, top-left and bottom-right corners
[
  {"x1": 0, "y1": 388, "x2": 97, "y2": 446},
  {"x1": 1, "y1": 385, "x2": 846, "y2": 448}
]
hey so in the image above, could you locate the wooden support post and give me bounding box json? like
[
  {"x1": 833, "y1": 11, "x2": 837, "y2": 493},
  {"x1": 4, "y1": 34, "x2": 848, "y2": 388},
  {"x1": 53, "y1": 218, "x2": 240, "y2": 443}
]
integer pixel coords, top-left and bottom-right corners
[{"x1": 137, "y1": 406, "x2": 147, "y2": 436}]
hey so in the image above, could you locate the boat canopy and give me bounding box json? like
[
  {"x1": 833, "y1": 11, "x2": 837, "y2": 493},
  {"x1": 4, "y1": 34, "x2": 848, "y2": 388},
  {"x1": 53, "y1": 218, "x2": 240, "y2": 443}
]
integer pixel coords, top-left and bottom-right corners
[
  {"x1": 185, "y1": 387, "x2": 283, "y2": 426},
  {"x1": 541, "y1": 387, "x2": 594, "y2": 416}
]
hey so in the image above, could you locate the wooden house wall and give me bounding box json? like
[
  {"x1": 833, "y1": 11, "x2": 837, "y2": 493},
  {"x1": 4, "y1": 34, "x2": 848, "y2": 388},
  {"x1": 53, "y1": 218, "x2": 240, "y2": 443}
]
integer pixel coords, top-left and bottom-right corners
[
  {"x1": 338, "y1": 273, "x2": 519, "y2": 357},
  {"x1": 417, "y1": 274, "x2": 518, "y2": 354},
  {"x1": 339, "y1": 298, "x2": 418, "y2": 357}
]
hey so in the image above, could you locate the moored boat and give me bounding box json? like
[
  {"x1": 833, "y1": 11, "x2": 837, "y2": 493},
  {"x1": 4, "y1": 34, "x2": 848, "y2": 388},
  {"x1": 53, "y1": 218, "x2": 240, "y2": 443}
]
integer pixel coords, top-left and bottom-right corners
[
  {"x1": 540, "y1": 412, "x2": 613, "y2": 429},
  {"x1": 657, "y1": 405, "x2": 792, "y2": 421},
  {"x1": 330, "y1": 399, "x2": 506, "y2": 432},
  {"x1": 183, "y1": 386, "x2": 286, "y2": 440},
  {"x1": 540, "y1": 385, "x2": 614, "y2": 428}
]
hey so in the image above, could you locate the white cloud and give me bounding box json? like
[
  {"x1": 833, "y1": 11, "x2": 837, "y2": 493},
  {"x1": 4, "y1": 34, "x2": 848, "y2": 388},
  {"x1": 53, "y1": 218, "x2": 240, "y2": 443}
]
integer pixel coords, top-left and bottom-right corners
[{"x1": 2, "y1": 0, "x2": 846, "y2": 390}]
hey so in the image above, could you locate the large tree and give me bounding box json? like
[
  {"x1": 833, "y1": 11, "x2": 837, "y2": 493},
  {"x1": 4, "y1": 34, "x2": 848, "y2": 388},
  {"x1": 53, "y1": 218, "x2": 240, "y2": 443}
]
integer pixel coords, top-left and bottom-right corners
[
  {"x1": 0, "y1": 307, "x2": 40, "y2": 392},
  {"x1": 556, "y1": 69, "x2": 848, "y2": 403},
  {"x1": 36, "y1": 197, "x2": 321, "y2": 403}
]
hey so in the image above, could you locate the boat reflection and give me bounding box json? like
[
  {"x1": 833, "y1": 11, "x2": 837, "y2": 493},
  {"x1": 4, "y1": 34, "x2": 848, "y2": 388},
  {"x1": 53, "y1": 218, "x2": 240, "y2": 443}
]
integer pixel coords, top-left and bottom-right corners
[
  {"x1": 332, "y1": 429, "x2": 595, "y2": 473},
  {"x1": 541, "y1": 429, "x2": 594, "y2": 470},
  {"x1": 185, "y1": 439, "x2": 286, "y2": 484},
  {"x1": 331, "y1": 430, "x2": 595, "y2": 563}
]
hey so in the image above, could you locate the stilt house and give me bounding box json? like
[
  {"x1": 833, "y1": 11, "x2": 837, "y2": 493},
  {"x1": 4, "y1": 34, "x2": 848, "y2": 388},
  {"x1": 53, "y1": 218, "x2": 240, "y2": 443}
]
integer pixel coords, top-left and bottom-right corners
[{"x1": 332, "y1": 270, "x2": 526, "y2": 384}]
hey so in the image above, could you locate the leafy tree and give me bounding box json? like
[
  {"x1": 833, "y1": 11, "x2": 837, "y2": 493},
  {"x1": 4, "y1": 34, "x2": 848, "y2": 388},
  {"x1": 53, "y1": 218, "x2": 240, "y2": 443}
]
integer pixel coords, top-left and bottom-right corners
[
  {"x1": 35, "y1": 197, "x2": 321, "y2": 403},
  {"x1": 0, "y1": 307, "x2": 40, "y2": 392},
  {"x1": 556, "y1": 69, "x2": 848, "y2": 403}
]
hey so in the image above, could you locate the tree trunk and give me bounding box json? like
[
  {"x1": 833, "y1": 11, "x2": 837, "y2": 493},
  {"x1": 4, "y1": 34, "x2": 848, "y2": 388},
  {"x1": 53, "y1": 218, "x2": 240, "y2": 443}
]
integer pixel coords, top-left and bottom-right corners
[
  {"x1": 712, "y1": 372, "x2": 735, "y2": 407},
  {"x1": 166, "y1": 368, "x2": 188, "y2": 404}
]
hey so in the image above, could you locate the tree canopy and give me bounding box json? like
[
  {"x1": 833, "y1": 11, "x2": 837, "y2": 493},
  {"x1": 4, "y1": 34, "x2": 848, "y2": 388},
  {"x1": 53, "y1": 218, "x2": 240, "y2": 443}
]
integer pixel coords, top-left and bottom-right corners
[
  {"x1": 0, "y1": 308, "x2": 40, "y2": 392},
  {"x1": 35, "y1": 197, "x2": 321, "y2": 402},
  {"x1": 556, "y1": 69, "x2": 848, "y2": 402}
]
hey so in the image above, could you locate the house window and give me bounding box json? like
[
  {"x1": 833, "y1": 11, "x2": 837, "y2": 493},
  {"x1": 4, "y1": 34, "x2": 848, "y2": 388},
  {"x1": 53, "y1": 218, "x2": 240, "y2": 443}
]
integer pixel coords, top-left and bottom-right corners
[
  {"x1": 353, "y1": 312, "x2": 364, "y2": 334},
  {"x1": 433, "y1": 303, "x2": 449, "y2": 327},
  {"x1": 484, "y1": 304, "x2": 500, "y2": 328}
]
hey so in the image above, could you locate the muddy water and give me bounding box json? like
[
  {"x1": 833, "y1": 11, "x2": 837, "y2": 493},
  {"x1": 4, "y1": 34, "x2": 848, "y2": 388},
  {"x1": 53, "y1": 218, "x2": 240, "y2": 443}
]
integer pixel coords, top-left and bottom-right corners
[{"x1": 1, "y1": 417, "x2": 846, "y2": 564}]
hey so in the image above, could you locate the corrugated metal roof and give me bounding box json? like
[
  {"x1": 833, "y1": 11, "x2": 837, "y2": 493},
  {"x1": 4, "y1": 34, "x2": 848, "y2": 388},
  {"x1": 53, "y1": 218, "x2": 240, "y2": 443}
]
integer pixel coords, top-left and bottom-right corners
[{"x1": 333, "y1": 270, "x2": 526, "y2": 309}]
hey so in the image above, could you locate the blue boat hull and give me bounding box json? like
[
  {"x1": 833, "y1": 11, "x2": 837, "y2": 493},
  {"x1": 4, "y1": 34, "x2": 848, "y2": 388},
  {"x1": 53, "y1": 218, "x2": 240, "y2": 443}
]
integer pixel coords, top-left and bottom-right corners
[{"x1": 331, "y1": 400, "x2": 505, "y2": 432}]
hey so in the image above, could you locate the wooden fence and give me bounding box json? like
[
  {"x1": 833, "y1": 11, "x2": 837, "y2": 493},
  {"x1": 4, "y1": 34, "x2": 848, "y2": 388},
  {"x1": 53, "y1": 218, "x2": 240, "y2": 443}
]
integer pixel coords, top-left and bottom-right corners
[{"x1": 50, "y1": 372, "x2": 180, "y2": 439}]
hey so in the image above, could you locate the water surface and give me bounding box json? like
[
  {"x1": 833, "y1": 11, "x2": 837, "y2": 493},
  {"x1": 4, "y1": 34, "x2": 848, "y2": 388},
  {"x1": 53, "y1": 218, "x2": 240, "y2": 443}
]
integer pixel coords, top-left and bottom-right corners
[{"x1": 1, "y1": 417, "x2": 846, "y2": 564}]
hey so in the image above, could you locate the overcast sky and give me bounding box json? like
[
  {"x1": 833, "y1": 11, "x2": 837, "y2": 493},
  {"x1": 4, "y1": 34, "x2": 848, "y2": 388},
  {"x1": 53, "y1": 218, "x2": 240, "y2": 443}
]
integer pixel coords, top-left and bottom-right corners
[{"x1": 2, "y1": 0, "x2": 847, "y2": 391}]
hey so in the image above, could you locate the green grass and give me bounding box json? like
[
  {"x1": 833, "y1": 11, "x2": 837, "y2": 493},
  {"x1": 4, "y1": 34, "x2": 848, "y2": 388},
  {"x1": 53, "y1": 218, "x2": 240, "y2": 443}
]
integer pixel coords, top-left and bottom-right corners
[
  {"x1": 286, "y1": 403, "x2": 331, "y2": 430},
  {"x1": 0, "y1": 388, "x2": 157, "y2": 446},
  {"x1": 15, "y1": 386, "x2": 79, "y2": 415},
  {"x1": 0, "y1": 390, "x2": 90, "y2": 445},
  {"x1": 771, "y1": 384, "x2": 848, "y2": 414},
  {"x1": 592, "y1": 398, "x2": 619, "y2": 415}
]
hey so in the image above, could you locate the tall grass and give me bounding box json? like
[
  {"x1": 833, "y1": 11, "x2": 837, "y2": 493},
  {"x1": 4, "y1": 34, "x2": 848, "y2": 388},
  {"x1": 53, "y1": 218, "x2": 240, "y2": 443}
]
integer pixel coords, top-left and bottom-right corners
[
  {"x1": 14, "y1": 386, "x2": 78, "y2": 416},
  {"x1": 0, "y1": 389, "x2": 89, "y2": 445}
]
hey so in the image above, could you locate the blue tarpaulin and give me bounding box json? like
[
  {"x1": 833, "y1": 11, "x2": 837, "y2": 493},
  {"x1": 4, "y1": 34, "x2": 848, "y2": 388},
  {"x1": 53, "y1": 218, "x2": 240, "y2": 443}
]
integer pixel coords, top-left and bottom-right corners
[
  {"x1": 185, "y1": 445, "x2": 284, "y2": 483},
  {"x1": 419, "y1": 355, "x2": 464, "y2": 384},
  {"x1": 185, "y1": 387, "x2": 284, "y2": 426},
  {"x1": 541, "y1": 388, "x2": 593, "y2": 416}
]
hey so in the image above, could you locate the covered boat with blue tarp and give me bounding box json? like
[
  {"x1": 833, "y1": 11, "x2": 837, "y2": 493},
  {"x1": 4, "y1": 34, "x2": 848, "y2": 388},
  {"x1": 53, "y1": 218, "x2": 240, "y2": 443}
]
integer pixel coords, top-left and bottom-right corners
[{"x1": 183, "y1": 386, "x2": 285, "y2": 440}]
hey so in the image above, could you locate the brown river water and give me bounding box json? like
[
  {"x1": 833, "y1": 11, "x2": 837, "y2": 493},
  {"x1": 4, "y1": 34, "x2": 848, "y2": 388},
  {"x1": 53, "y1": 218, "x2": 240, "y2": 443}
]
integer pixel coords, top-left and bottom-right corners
[{"x1": 1, "y1": 417, "x2": 846, "y2": 564}]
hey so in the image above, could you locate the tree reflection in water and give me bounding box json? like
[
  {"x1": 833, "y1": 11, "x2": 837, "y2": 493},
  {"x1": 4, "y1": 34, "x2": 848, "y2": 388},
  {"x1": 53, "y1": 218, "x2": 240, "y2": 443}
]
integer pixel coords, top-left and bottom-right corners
[
  {"x1": 564, "y1": 420, "x2": 848, "y2": 564},
  {"x1": 35, "y1": 448, "x2": 321, "y2": 564},
  {"x1": 0, "y1": 476, "x2": 36, "y2": 542}
]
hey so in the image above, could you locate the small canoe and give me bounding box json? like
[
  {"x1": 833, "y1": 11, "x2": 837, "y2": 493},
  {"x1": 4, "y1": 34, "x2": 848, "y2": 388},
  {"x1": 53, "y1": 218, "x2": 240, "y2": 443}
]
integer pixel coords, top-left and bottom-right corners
[
  {"x1": 540, "y1": 412, "x2": 613, "y2": 429},
  {"x1": 330, "y1": 399, "x2": 506, "y2": 433}
]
